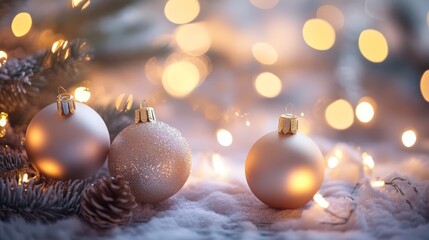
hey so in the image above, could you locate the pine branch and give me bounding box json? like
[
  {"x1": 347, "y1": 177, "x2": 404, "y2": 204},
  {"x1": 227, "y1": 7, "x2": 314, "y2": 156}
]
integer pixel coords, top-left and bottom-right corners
[{"x1": 0, "y1": 39, "x2": 92, "y2": 113}]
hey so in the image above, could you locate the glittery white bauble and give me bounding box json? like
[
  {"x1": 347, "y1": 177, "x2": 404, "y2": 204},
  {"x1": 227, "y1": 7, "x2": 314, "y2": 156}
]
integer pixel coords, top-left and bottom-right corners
[
  {"x1": 245, "y1": 132, "x2": 324, "y2": 209},
  {"x1": 25, "y1": 102, "x2": 110, "y2": 180},
  {"x1": 108, "y1": 121, "x2": 192, "y2": 203}
]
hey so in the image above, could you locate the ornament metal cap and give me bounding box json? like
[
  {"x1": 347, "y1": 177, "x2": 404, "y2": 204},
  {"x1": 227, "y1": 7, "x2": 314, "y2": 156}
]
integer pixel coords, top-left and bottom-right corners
[
  {"x1": 135, "y1": 100, "x2": 156, "y2": 123},
  {"x1": 56, "y1": 87, "x2": 76, "y2": 116},
  {"x1": 278, "y1": 113, "x2": 298, "y2": 135}
]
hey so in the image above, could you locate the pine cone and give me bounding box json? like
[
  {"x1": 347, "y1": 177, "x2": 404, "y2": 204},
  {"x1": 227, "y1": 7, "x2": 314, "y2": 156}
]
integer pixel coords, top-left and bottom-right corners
[{"x1": 80, "y1": 175, "x2": 137, "y2": 228}]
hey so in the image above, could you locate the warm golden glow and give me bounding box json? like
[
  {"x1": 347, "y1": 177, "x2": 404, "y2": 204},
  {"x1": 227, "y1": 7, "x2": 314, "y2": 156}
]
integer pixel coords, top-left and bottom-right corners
[
  {"x1": 27, "y1": 126, "x2": 45, "y2": 150},
  {"x1": 74, "y1": 87, "x2": 91, "y2": 103},
  {"x1": 362, "y1": 152, "x2": 375, "y2": 170},
  {"x1": 371, "y1": 180, "x2": 385, "y2": 188},
  {"x1": 0, "y1": 112, "x2": 8, "y2": 127},
  {"x1": 216, "y1": 129, "x2": 233, "y2": 147},
  {"x1": 254, "y1": 72, "x2": 282, "y2": 98},
  {"x1": 327, "y1": 156, "x2": 339, "y2": 169},
  {"x1": 302, "y1": 18, "x2": 335, "y2": 51},
  {"x1": 313, "y1": 193, "x2": 329, "y2": 209},
  {"x1": 51, "y1": 39, "x2": 66, "y2": 53},
  {"x1": 115, "y1": 93, "x2": 133, "y2": 112},
  {"x1": 72, "y1": 0, "x2": 90, "y2": 10},
  {"x1": 22, "y1": 173, "x2": 29, "y2": 183},
  {"x1": 334, "y1": 149, "x2": 343, "y2": 159},
  {"x1": 164, "y1": 0, "x2": 200, "y2": 24},
  {"x1": 251, "y1": 42, "x2": 278, "y2": 65},
  {"x1": 211, "y1": 153, "x2": 227, "y2": 176},
  {"x1": 175, "y1": 23, "x2": 211, "y2": 56},
  {"x1": 162, "y1": 61, "x2": 200, "y2": 98},
  {"x1": 287, "y1": 168, "x2": 315, "y2": 195},
  {"x1": 249, "y1": 0, "x2": 279, "y2": 9},
  {"x1": 356, "y1": 100, "x2": 375, "y2": 123},
  {"x1": 359, "y1": 29, "x2": 388, "y2": 63},
  {"x1": 37, "y1": 158, "x2": 63, "y2": 178},
  {"x1": 316, "y1": 5, "x2": 344, "y2": 30},
  {"x1": 11, "y1": 12, "x2": 32, "y2": 37},
  {"x1": 402, "y1": 130, "x2": 417, "y2": 148},
  {"x1": 0, "y1": 51, "x2": 7, "y2": 63},
  {"x1": 325, "y1": 99, "x2": 354, "y2": 130},
  {"x1": 420, "y1": 70, "x2": 429, "y2": 102}
]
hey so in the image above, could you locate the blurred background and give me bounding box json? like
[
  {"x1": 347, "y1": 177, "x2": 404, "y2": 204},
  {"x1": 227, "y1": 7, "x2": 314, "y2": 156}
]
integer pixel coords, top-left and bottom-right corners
[{"x1": 1, "y1": 0, "x2": 429, "y2": 181}]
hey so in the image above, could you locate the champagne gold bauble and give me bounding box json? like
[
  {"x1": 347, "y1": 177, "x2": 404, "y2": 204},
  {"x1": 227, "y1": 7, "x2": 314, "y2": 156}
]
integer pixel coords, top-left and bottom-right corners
[
  {"x1": 108, "y1": 103, "x2": 192, "y2": 204},
  {"x1": 245, "y1": 114, "x2": 325, "y2": 209},
  {"x1": 25, "y1": 89, "x2": 110, "y2": 180}
]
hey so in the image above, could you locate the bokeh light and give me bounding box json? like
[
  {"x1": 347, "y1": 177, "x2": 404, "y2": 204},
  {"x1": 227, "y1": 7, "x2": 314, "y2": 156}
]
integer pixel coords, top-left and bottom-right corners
[
  {"x1": 74, "y1": 87, "x2": 91, "y2": 102},
  {"x1": 51, "y1": 39, "x2": 66, "y2": 53},
  {"x1": 362, "y1": 152, "x2": 375, "y2": 170},
  {"x1": 164, "y1": 0, "x2": 200, "y2": 24},
  {"x1": 371, "y1": 180, "x2": 385, "y2": 187},
  {"x1": 211, "y1": 153, "x2": 227, "y2": 176},
  {"x1": 254, "y1": 72, "x2": 282, "y2": 98},
  {"x1": 356, "y1": 99, "x2": 375, "y2": 123},
  {"x1": 401, "y1": 130, "x2": 417, "y2": 148},
  {"x1": 115, "y1": 93, "x2": 133, "y2": 112},
  {"x1": 162, "y1": 61, "x2": 200, "y2": 98},
  {"x1": 0, "y1": 112, "x2": 8, "y2": 127},
  {"x1": 316, "y1": 5, "x2": 344, "y2": 30},
  {"x1": 175, "y1": 23, "x2": 211, "y2": 56},
  {"x1": 327, "y1": 156, "x2": 339, "y2": 169},
  {"x1": 249, "y1": 0, "x2": 279, "y2": 10},
  {"x1": 313, "y1": 193, "x2": 329, "y2": 209},
  {"x1": 359, "y1": 29, "x2": 388, "y2": 63},
  {"x1": 420, "y1": 70, "x2": 429, "y2": 102},
  {"x1": 72, "y1": 0, "x2": 90, "y2": 10},
  {"x1": 251, "y1": 42, "x2": 278, "y2": 65},
  {"x1": 0, "y1": 51, "x2": 7, "y2": 61},
  {"x1": 325, "y1": 99, "x2": 354, "y2": 130},
  {"x1": 11, "y1": 12, "x2": 32, "y2": 37},
  {"x1": 302, "y1": 18, "x2": 336, "y2": 51},
  {"x1": 217, "y1": 129, "x2": 233, "y2": 147}
]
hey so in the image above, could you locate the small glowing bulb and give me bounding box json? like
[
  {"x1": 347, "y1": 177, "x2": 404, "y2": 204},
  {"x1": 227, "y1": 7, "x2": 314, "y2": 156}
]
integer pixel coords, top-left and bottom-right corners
[
  {"x1": 362, "y1": 152, "x2": 375, "y2": 170},
  {"x1": 0, "y1": 51, "x2": 7, "y2": 63},
  {"x1": 164, "y1": 0, "x2": 200, "y2": 24},
  {"x1": 11, "y1": 12, "x2": 32, "y2": 37},
  {"x1": 313, "y1": 193, "x2": 329, "y2": 209},
  {"x1": 51, "y1": 39, "x2": 65, "y2": 53},
  {"x1": 74, "y1": 87, "x2": 91, "y2": 102},
  {"x1": 72, "y1": 0, "x2": 91, "y2": 10},
  {"x1": 327, "y1": 156, "x2": 339, "y2": 169},
  {"x1": 115, "y1": 93, "x2": 133, "y2": 112},
  {"x1": 22, "y1": 173, "x2": 29, "y2": 183},
  {"x1": 371, "y1": 180, "x2": 385, "y2": 187},
  {"x1": 356, "y1": 101, "x2": 375, "y2": 123},
  {"x1": 217, "y1": 129, "x2": 233, "y2": 147},
  {"x1": 0, "y1": 112, "x2": 8, "y2": 127},
  {"x1": 402, "y1": 130, "x2": 417, "y2": 148}
]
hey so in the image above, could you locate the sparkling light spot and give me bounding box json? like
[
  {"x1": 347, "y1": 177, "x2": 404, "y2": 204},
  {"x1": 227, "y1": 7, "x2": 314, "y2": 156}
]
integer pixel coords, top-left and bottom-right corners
[
  {"x1": 217, "y1": 129, "x2": 233, "y2": 147},
  {"x1": 0, "y1": 112, "x2": 8, "y2": 127},
  {"x1": 420, "y1": 70, "x2": 429, "y2": 102},
  {"x1": 175, "y1": 23, "x2": 211, "y2": 56},
  {"x1": 302, "y1": 18, "x2": 336, "y2": 51},
  {"x1": 74, "y1": 87, "x2": 91, "y2": 103},
  {"x1": 249, "y1": 0, "x2": 279, "y2": 9},
  {"x1": 327, "y1": 156, "x2": 338, "y2": 169},
  {"x1": 402, "y1": 130, "x2": 417, "y2": 148},
  {"x1": 211, "y1": 153, "x2": 227, "y2": 176},
  {"x1": 287, "y1": 168, "x2": 315, "y2": 195},
  {"x1": 359, "y1": 29, "x2": 388, "y2": 63},
  {"x1": 162, "y1": 61, "x2": 200, "y2": 98},
  {"x1": 51, "y1": 39, "x2": 66, "y2": 53},
  {"x1": 313, "y1": 193, "x2": 329, "y2": 209},
  {"x1": 11, "y1": 12, "x2": 32, "y2": 37},
  {"x1": 0, "y1": 51, "x2": 7, "y2": 64},
  {"x1": 356, "y1": 100, "x2": 375, "y2": 123},
  {"x1": 251, "y1": 42, "x2": 278, "y2": 65},
  {"x1": 164, "y1": 0, "x2": 200, "y2": 24},
  {"x1": 362, "y1": 152, "x2": 375, "y2": 170},
  {"x1": 325, "y1": 99, "x2": 354, "y2": 130},
  {"x1": 254, "y1": 72, "x2": 282, "y2": 98},
  {"x1": 317, "y1": 5, "x2": 344, "y2": 30},
  {"x1": 37, "y1": 158, "x2": 63, "y2": 179},
  {"x1": 371, "y1": 180, "x2": 385, "y2": 187},
  {"x1": 72, "y1": 0, "x2": 90, "y2": 10},
  {"x1": 115, "y1": 93, "x2": 133, "y2": 112}
]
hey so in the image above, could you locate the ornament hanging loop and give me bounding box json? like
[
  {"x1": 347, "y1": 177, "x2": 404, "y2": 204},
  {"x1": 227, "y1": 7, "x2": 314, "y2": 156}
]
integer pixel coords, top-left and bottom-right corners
[
  {"x1": 56, "y1": 86, "x2": 76, "y2": 116},
  {"x1": 279, "y1": 103, "x2": 298, "y2": 135},
  {"x1": 135, "y1": 100, "x2": 156, "y2": 123}
]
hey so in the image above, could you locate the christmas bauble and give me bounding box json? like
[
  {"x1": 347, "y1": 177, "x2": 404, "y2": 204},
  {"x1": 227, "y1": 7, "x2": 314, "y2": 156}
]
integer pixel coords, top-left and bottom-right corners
[
  {"x1": 245, "y1": 114, "x2": 325, "y2": 209},
  {"x1": 25, "y1": 90, "x2": 110, "y2": 180},
  {"x1": 108, "y1": 104, "x2": 192, "y2": 204}
]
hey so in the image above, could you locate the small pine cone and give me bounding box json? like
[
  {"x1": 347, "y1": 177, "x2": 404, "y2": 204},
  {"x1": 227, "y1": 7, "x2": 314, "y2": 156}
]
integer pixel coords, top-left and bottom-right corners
[{"x1": 80, "y1": 176, "x2": 137, "y2": 229}]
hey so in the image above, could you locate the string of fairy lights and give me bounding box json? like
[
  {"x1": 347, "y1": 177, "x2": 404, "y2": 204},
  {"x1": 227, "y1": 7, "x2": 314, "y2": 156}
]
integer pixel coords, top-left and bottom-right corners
[{"x1": 0, "y1": 0, "x2": 426, "y2": 218}]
